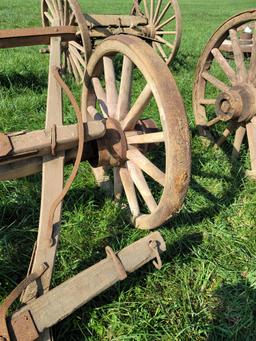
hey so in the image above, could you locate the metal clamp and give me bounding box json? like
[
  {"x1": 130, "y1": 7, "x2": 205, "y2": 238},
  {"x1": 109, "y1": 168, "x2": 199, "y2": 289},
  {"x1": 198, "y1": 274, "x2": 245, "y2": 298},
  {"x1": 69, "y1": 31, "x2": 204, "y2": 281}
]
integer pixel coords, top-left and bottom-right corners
[
  {"x1": 0, "y1": 133, "x2": 12, "y2": 158},
  {"x1": 149, "y1": 240, "x2": 162, "y2": 270},
  {"x1": 0, "y1": 264, "x2": 47, "y2": 341},
  {"x1": 51, "y1": 124, "x2": 57, "y2": 156},
  {"x1": 106, "y1": 246, "x2": 127, "y2": 281}
]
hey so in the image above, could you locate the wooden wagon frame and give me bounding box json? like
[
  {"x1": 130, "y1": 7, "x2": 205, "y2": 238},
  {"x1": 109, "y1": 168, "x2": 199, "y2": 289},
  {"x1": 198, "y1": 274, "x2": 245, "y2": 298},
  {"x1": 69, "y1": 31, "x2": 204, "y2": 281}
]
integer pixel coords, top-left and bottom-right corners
[{"x1": 0, "y1": 1, "x2": 191, "y2": 340}]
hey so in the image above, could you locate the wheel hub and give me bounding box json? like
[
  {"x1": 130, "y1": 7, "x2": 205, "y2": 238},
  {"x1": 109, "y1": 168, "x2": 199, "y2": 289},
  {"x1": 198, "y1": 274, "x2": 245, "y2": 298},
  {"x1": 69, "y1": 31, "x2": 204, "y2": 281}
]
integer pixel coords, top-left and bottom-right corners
[
  {"x1": 142, "y1": 25, "x2": 156, "y2": 39},
  {"x1": 95, "y1": 118, "x2": 159, "y2": 167},
  {"x1": 215, "y1": 84, "x2": 256, "y2": 122},
  {"x1": 97, "y1": 118, "x2": 127, "y2": 167}
]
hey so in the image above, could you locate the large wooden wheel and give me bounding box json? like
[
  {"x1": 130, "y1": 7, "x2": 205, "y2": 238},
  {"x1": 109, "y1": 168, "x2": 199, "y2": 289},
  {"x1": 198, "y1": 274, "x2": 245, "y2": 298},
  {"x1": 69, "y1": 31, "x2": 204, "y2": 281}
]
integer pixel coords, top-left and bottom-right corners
[
  {"x1": 83, "y1": 35, "x2": 190, "y2": 229},
  {"x1": 131, "y1": 0, "x2": 182, "y2": 65},
  {"x1": 193, "y1": 10, "x2": 256, "y2": 180},
  {"x1": 41, "y1": 0, "x2": 92, "y2": 83}
]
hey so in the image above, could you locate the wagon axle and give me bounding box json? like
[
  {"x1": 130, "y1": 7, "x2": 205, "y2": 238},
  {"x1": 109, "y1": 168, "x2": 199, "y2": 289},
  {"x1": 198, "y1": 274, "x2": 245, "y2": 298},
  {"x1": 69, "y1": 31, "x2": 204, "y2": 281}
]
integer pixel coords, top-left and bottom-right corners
[{"x1": 0, "y1": 1, "x2": 190, "y2": 340}]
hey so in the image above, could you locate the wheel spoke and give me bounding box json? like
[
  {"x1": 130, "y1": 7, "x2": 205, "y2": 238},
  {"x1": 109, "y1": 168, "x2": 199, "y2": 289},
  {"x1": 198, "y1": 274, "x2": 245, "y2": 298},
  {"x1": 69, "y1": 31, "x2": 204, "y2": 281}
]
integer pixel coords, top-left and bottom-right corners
[
  {"x1": 57, "y1": 0, "x2": 64, "y2": 25},
  {"x1": 155, "y1": 36, "x2": 174, "y2": 49},
  {"x1": 121, "y1": 84, "x2": 152, "y2": 131},
  {"x1": 69, "y1": 44, "x2": 86, "y2": 68},
  {"x1": 199, "y1": 98, "x2": 216, "y2": 105},
  {"x1": 87, "y1": 105, "x2": 103, "y2": 120},
  {"x1": 116, "y1": 56, "x2": 133, "y2": 121},
  {"x1": 216, "y1": 122, "x2": 237, "y2": 147},
  {"x1": 69, "y1": 11, "x2": 76, "y2": 25},
  {"x1": 156, "y1": 15, "x2": 175, "y2": 31},
  {"x1": 68, "y1": 53, "x2": 80, "y2": 82},
  {"x1": 153, "y1": 42, "x2": 167, "y2": 61},
  {"x1": 150, "y1": 0, "x2": 154, "y2": 24},
  {"x1": 246, "y1": 119, "x2": 256, "y2": 170},
  {"x1": 155, "y1": 2, "x2": 171, "y2": 28},
  {"x1": 69, "y1": 49, "x2": 84, "y2": 80},
  {"x1": 45, "y1": 0, "x2": 56, "y2": 18},
  {"x1": 44, "y1": 11, "x2": 54, "y2": 24},
  {"x1": 67, "y1": 56, "x2": 72, "y2": 73},
  {"x1": 127, "y1": 161, "x2": 157, "y2": 213},
  {"x1": 211, "y1": 48, "x2": 236, "y2": 83},
  {"x1": 119, "y1": 167, "x2": 140, "y2": 218},
  {"x1": 249, "y1": 25, "x2": 256, "y2": 84},
  {"x1": 202, "y1": 71, "x2": 230, "y2": 92},
  {"x1": 153, "y1": 0, "x2": 163, "y2": 24},
  {"x1": 206, "y1": 116, "x2": 221, "y2": 127},
  {"x1": 156, "y1": 31, "x2": 176, "y2": 35},
  {"x1": 69, "y1": 40, "x2": 85, "y2": 53},
  {"x1": 126, "y1": 131, "x2": 164, "y2": 144},
  {"x1": 103, "y1": 56, "x2": 118, "y2": 118},
  {"x1": 114, "y1": 167, "x2": 122, "y2": 200},
  {"x1": 92, "y1": 77, "x2": 108, "y2": 117},
  {"x1": 143, "y1": 0, "x2": 150, "y2": 19},
  {"x1": 229, "y1": 29, "x2": 247, "y2": 82},
  {"x1": 126, "y1": 147, "x2": 165, "y2": 186},
  {"x1": 231, "y1": 125, "x2": 246, "y2": 159},
  {"x1": 51, "y1": 0, "x2": 60, "y2": 23},
  {"x1": 63, "y1": 0, "x2": 68, "y2": 26}
]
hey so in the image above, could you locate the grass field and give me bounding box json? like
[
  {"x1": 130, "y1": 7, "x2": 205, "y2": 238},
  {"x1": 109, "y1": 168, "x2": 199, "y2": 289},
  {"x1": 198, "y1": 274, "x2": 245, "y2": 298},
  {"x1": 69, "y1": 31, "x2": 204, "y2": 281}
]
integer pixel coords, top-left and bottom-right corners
[{"x1": 1, "y1": 0, "x2": 256, "y2": 340}]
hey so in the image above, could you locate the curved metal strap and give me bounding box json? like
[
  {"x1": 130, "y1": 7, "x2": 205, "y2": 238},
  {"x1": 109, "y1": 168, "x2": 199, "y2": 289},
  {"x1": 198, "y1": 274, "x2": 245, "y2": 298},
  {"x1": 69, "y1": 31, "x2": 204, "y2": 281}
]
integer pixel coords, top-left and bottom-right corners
[
  {"x1": 47, "y1": 67, "x2": 85, "y2": 246},
  {"x1": 149, "y1": 240, "x2": 162, "y2": 270},
  {"x1": 105, "y1": 246, "x2": 127, "y2": 281},
  {"x1": 0, "y1": 264, "x2": 47, "y2": 341}
]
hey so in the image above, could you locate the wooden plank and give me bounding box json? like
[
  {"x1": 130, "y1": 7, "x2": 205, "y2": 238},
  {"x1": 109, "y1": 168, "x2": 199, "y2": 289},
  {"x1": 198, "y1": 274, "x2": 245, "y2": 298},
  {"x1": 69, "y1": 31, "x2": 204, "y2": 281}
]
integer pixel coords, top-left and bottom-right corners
[
  {"x1": 21, "y1": 37, "x2": 64, "y2": 310},
  {"x1": 0, "y1": 121, "x2": 105, "y2": 161},
  {"x1": 0, "y1": 26, "x2": 76, "y2": 48},
  {"x1": 247, "y1": 119, "x2": 256, "y2": 170},
  {"x1": 11, "y1": 232, "x2": 166, "y2": 337},
  {"x1": 0, "y1": 149, "x2": 76, "y2": 181},
  {"x1": 84, "y1": 14, "x2": 147, "y2": 27}
]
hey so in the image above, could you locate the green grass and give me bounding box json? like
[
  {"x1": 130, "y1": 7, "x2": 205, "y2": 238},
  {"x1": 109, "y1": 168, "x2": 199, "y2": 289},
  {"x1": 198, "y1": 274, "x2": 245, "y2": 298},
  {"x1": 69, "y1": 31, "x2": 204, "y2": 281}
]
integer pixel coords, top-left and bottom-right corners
[{"x1": 1, "y1": 0, "x2": 256, "y2": 340}]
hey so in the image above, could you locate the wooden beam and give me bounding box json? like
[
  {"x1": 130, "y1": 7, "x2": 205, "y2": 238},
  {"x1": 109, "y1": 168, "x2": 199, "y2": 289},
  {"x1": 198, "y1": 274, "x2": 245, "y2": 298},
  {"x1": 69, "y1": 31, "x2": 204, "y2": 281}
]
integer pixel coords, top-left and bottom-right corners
[
  {"x1": 9, "y1": 232, "x2": 166, "y2": 339},
  {"x1": 0, "y1": 121, "x2": 105, "y2": 164},
  {"x1": 0, "y1": 26, "x2": 77, "y2": 48}
]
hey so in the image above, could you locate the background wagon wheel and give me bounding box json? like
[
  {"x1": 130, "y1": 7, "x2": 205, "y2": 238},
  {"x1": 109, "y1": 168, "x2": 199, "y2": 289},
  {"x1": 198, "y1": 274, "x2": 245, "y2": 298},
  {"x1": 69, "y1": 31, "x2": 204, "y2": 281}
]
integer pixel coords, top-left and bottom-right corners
[
  {"x1": 41, "y1": 0, "x2": 92, "y2": 83},
  {"x1": 131, "y1": 0, "x2": 182, "y2": 65},
  {"x1": 193, "y1": 9, "x2": 256, "y2": 180},
  {"x1": 83, "y1": 35, "x2": 190, "y2": 229},
  {"x1": 220, "y1": 20, "x2": 255, "y2": 55}
]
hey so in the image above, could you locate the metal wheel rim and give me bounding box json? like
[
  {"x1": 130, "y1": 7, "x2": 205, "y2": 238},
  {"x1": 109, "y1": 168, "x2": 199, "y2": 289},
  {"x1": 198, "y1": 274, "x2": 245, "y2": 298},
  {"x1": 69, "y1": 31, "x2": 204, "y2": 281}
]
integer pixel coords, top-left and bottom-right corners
[
  {"x1": 83, "y1": 35, "x2": 190, "y2": 229},
  {"x1": 131, "y1": 0, "x2": 182, "y2": 65},
  {"x1": 41, "y1": 0, "x2": 92, "y2": 83}
]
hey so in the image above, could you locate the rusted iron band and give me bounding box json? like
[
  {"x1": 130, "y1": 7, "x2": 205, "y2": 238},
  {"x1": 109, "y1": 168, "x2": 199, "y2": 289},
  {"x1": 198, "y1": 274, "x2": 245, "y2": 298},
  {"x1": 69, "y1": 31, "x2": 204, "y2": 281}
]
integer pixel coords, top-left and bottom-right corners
[
  {"x1": 149, "y1": 240, "x2": 163, "y2": 270},
  {"x1": 47, "y1": 67, "x2": 84, "y2": 246},
  {"x1": 51, "y1": 124, "x2": 57, "y2": 156},
  {"x1": 105, "y1": 246, "x2": 127, "y2": 281},
  {"x1": 0, "y1": 264, "x2": 47, "y2": 341}
]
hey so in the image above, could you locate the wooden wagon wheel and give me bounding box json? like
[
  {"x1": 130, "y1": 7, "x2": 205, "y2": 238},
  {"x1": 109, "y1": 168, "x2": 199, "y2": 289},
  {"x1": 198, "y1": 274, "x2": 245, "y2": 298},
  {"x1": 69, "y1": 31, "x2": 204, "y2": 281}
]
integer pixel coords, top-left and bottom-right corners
[
  {"x1": 131, "y1": 0, "x2": 182, "y2": 65},
  {"x1": 83, "y1": 35, "x2": 190, "y2": 229},
  {"x1": 41, "y1": 0, "x2": 92, "y2": 83},
  {"x1": 193, "y1": 9, "x2": 256, "y2": 180}
]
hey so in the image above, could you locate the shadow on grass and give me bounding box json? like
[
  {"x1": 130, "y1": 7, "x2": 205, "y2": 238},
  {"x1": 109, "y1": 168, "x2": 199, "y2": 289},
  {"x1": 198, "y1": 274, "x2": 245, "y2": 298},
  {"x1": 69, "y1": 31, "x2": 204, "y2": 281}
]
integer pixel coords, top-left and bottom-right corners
[
  {"x1": 0, "y1": 71, "x2": 48, "y2": 92},
  {"x1": 208, "y1": 281, "x2": 256, "y2": 340},
  {"x1": 168, "y1": 127, "x2": 245, "y2": 229},
  {"x1": 170, "y1": 51, "x2": 197, "y2": 73},
  {"x1": 52, "y1": 231, "x2": 203, "y2": 340},
  {"x1": 0, "y1": 175, "x2": 204, "y2": 339}
]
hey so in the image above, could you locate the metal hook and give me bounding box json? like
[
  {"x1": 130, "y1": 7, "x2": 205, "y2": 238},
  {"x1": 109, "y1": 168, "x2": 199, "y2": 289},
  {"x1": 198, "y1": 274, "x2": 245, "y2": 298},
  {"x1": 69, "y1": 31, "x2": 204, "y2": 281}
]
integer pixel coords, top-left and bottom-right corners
[
  {"x1": 149, "y1": 240, "x2": 162, "y2": 270},
  {"x1": 105, "y1": 246, "x2": 127, "y2": 281}
]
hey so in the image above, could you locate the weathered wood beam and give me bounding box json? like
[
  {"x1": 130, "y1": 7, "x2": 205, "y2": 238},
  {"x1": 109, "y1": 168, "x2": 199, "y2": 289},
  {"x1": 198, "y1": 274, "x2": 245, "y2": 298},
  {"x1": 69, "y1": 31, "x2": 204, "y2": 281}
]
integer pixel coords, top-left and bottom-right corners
[
  {"x1": 0, "y1": 26, "x2": 77, "y2": 48},
  {"x1": 0, "y1": 121, "x2": 105, "y2": 165},
  {"x1": 9, "y1": 232, "x2": 166, "y2": 340}
]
